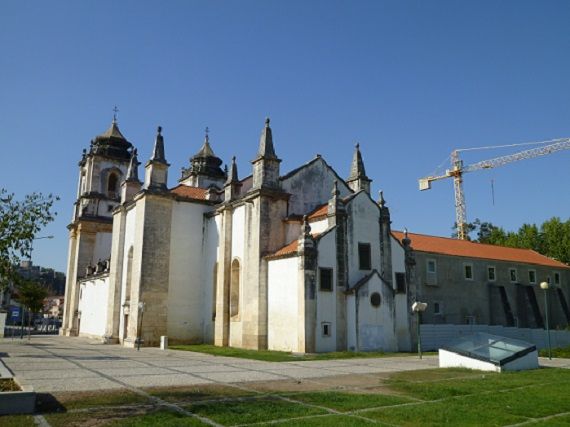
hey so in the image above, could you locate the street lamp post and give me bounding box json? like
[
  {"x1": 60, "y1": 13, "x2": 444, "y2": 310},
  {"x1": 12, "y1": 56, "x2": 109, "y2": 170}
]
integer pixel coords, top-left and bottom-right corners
[
  {"x1": 540, "y1": 281, "x2": 552, "y2": 360},
  {"x1": 412, "y1": 301, "x2": 428, "y2": 359},
  {"x1": 29, "y1": 235, "x2": 54, "y2": 261}
]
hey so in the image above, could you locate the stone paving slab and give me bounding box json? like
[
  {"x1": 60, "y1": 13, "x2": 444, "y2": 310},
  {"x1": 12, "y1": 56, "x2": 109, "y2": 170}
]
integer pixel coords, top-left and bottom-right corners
[
  {"x1": 171, "y1": 364, "x2": 245, "y2": 374},
  {"x1": 0, "y1": 336, "x2": 443, "y2": 393},
  {"x1": 196, "y1": 370, "x2": 288, "y2": 383},
  {"x1": 115, "y1": 373, "x2": 211, "y2": 388}
]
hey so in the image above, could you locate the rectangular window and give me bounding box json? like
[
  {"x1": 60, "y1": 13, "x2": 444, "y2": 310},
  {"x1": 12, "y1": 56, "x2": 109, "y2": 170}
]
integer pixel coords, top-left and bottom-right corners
[
  {"x1": 427, "y1": 259, "x2": 436, "y2": 274},
  {"x1": 358, "y1": 243, "x2": 371, "y2": 270},
  {"x1": 434, "y1": 302, "x2": 442, "y2": 315},
  {"x1": 488, "y1": 266, "x2": 496, "y2": 282},
  {"x1": 465, "y1": 315, "x2": 476, "y2": 325},
  {"x1": 528, "y1": 270, "x2": 536, "y2": 284},
  {"x1": 395, "y1": 272, "x2": 406, "y2": 293},
  {"x1": 464, "y1": 264, "x2": 473, "y2": 280},
  {"x1": 319, "y1": 268, "x2": 333, "y2": 292},
  {"x1": 509, "y1": 268, "x2": 518, "y2": 283},
  {"x1": 554, "y1": 272, "x2": 561, "y2": 285},
  {"x1": 322, "y1": 322, "x2": 331, "y2": 337}
]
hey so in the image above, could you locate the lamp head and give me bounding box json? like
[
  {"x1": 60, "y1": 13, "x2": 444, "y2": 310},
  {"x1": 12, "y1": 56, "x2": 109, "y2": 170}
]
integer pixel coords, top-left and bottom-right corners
[{"x1": 540, "y1": 281, "x2": 549, "y2": 290}]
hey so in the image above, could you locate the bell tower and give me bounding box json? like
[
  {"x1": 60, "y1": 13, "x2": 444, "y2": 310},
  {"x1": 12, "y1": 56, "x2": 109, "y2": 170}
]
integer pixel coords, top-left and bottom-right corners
[{"x1": 61, "y1": 116, "x2": 134, "y2": 337}]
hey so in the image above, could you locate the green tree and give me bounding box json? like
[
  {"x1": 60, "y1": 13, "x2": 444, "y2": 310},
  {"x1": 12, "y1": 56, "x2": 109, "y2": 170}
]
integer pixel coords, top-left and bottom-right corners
[
  {"x1": 16, "y1": 280, "x2": 48, "y2": 336},
  {"x1": 0, "y1": 189, "x2": 58, "y2": 288},
  {"x1": 17, "y1": 280, "x2": 48, "y2": 315}
]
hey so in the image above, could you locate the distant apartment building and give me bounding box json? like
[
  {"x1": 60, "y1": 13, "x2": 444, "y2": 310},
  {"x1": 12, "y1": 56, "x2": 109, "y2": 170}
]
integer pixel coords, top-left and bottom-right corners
[{"x1": 392, "y1": 231, "x2": 570, "y2": 329}]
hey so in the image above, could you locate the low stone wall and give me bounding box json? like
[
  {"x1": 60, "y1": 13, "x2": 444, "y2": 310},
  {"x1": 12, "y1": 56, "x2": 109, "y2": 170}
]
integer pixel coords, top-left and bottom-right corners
[
  {"x1": 420, "y1": 324, "x2": 570, "y2": 351},
  {"x1": 0, "y1": 360, "x2": 36, "y2": 415}
]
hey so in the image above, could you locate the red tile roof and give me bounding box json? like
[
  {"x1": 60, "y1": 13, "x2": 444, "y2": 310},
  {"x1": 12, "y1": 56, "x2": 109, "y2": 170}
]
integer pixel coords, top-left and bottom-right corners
[
  {"x1": 170, "y1": 185, "x2": 208, "y2": 201},
  {"x1": 267, "y1": 233, "x2": 322, "y2": 259},
  {"x1": 392, "y1": 231, "x2": 569, "y2": 269},
  {"x1": 270, "y1": 240, "x2": 299, "y2": 258},
  {"x1": 308, "y1": 204, "x2": 328, "y2": 220}
]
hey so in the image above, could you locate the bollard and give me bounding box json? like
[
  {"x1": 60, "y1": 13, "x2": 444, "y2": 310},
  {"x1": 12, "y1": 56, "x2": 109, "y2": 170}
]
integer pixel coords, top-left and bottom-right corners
[{"x1": 160, "y1": 336, "x2": 168, "y2": 350}]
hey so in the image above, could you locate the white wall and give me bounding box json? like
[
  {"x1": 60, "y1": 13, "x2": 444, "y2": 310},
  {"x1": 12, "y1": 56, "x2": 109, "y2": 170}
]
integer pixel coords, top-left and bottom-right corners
[
  {"x1": 308, "y1": 219, "x2": 329, "y2": 235},
  {"x1": 167, "y1": 201, "x2": 212, "y2": 342},
  {"x1": 267, "y1": 257, "x2": 300, "y2": 351},
  {"x1": 78, "y1": 276, "x2": 109, "y2": 338},
  {"x1": 316, "y1": 230, "x2": 337, "y2": 352},
  {"x1": 346, "y1": 194, "x2": 381, "y2": 286},
  {"x1": 231, "y1": 205, "x2": 246, "y2": 261},
  {"x1": 353, "y1": 274, "x2": 398, "y2": 352},
  {"x1": 201, "y1": 213, "x2": 221, "y2": 343}
]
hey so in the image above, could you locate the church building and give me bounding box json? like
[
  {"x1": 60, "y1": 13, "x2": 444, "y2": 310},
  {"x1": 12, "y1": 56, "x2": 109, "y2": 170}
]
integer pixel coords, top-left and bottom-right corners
[{"x1": 61, "y1": 118, "x2": 414, "y2": 353}]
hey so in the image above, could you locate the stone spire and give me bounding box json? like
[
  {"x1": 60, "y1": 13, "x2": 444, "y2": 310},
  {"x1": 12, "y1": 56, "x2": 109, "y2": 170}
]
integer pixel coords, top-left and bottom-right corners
[
  {"x1": 256, "y1": 118, "x2": 278, "y2": 159},
  {"x1": 346, "y1": 143, "x2": 372, "y2": 194},
  {"x1": 121, "y1": 149, "x2": 142, "y2": 203},
  {"x1": 126, "y1": 149, "x2": 140, "y2": 182},
  {"x1": 225, "y1": 156, "x2": 239, "y2": 185},
  {"x1": 224, "y1": 156, "x2": 242, "y2": 201},
  {"x1": 251, "y1": 117, "x2": 281, "y2": 190},
  {"x1": 144, "y1": 126, "x2": 170, "y2": 191},
  {"x1": 327, "y1": 180, "x2": 346, "y2": 226},
  {"x1": 150, "y1": 126, "x2": 167, "y2": 164}
]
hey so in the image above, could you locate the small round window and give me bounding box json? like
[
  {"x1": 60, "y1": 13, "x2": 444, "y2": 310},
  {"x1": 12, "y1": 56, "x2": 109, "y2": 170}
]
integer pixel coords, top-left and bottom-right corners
[{"x1": 370, "y1": 292, "x2": 381, "y2": 307}]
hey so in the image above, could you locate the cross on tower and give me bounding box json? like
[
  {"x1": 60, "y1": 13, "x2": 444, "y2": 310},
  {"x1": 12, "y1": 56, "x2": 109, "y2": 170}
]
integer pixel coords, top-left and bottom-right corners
[
  {"x1": 205, "y1": 127, "x2": 210, "y2": 141},
  {"x1": 112, "y1": 106, "x2": 119, "y2": 124}
]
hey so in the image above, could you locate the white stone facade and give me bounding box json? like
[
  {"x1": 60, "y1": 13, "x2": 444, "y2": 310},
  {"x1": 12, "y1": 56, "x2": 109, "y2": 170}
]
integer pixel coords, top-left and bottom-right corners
[{"x1": 62, "y1": 119, "x2": 413, "y2": 352}]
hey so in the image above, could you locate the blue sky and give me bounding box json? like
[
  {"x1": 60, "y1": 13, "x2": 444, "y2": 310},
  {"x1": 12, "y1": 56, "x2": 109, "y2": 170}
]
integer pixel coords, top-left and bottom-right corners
[{"x1": 1, "y1": 1, "x2": 569, "y2": 272}]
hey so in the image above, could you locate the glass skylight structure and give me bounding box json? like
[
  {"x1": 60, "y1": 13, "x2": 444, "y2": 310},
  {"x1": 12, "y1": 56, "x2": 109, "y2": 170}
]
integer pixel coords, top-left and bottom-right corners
[{"x1": 439, "y1": 333, "x2": 539, "y2": 372}]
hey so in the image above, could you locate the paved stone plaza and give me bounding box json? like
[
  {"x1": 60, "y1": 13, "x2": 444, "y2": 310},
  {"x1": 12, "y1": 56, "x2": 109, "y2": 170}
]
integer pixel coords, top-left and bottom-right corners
[
  {"x1": 0, "y1": 336, "x2": 439, "y2": 393},
  {"x1": 1, "y1": 336, "x2": 567, "y2": 394}
]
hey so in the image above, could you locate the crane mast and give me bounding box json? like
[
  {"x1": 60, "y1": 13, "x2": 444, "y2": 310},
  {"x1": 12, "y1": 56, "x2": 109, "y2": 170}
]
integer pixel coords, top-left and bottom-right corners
[{"x1": 419, "y1": 138, "x2": 570, "y2": 240}]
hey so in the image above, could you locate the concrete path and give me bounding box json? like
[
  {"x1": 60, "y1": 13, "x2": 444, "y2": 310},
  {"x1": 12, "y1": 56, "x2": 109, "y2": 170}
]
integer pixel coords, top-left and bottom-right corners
[{"x1": 0, "y1": 336, "x2": 439, "y2": 393}]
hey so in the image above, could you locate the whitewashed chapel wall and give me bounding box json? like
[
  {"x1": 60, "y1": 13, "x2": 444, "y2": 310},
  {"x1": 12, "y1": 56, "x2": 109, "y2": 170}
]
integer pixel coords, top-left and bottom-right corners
[
  {"x1": 168, "y1": 201, "x2": 213, "y2": 342},
  {"x1": 267, "y1": 257, "x2": 300, "y2": 352},
  {"x1": 78, "y1": 276, "x2": 109, "y2": 338}
]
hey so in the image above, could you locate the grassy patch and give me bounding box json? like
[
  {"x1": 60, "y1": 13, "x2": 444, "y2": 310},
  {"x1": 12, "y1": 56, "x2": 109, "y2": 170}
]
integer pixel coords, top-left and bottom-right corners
[
  {"x1": 145, "y1": 384, "x2": 255, "y2": 403},
  {"x1": 386, "y1": 367, "x2": 570, "y2": 401},
  {"x1": 45, "y1": 406, "x2": 155, "y2": 427},
  {"x1": 363, "y1": 398, "x2": 529, "y2": 426},
  {"x1": 286, "y1": 391, "x2": 413, "y2": 412},
  {"x1": 0, "y1": 415, "x2": 35, "y2": 427},
  {"x1": 261, "y1": 414, "x2": 377, "y2": 426},
  {"x1": 109, "y1": 409, "x2": 207, "y2": 426},
  {"x1": 540, "y1": 345, "x2": 570, "y2": 358},
  {"x1": 0, "y1": 378, "x2": 20, "y2": 392},
  {"x1": 187, "y1": 396, "x2": 327, "y2": 425},
  {"x1": 170, "y1": 344, "x2": 416, "y2": 362}
]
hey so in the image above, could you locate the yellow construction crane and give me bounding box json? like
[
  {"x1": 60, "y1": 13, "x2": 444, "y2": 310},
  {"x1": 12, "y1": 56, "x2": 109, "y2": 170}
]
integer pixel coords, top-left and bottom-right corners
[{"x1": 419, "y1": 138, "x2": 570, "y2": 240}]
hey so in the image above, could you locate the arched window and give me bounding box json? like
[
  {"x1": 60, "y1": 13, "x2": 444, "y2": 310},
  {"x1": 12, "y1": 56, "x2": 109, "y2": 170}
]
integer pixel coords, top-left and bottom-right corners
[
  {"x1": 230, "y1": 259, "x2": 240, "y2": 317},
  {"x1": 107, "y1": 173, "x2": 119, "y2": 198}
]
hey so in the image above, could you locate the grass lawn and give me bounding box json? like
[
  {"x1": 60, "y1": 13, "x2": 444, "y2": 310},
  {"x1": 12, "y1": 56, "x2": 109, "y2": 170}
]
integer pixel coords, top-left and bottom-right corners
[
  {"x1": 2, "y1": 367, "x2": 570, "y2": 426},
  {"x1": 169, "y1": 343, "x2": 426, "y2": 362}
]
